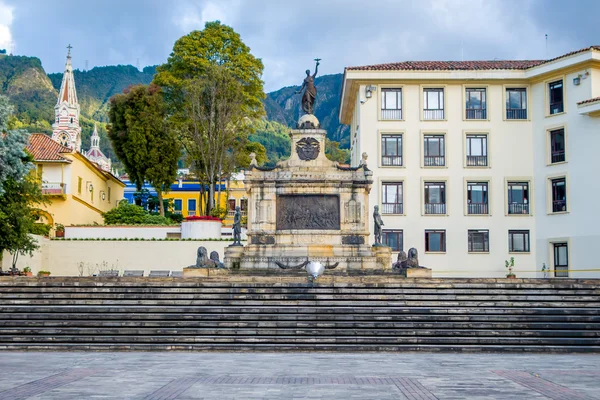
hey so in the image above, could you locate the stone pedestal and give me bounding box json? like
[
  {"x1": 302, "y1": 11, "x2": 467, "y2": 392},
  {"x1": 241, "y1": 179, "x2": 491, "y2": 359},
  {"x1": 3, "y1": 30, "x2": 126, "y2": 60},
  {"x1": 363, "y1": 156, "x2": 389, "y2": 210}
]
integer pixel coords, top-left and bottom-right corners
[
  {"x1": 373, "y1": 246, "x2": 392, "y2": 270},
  {"x1": 182, "y1": 267, "x2": 229, "y2": 278},
  {"x1": 406, "y1": 267, "x2": 433, "y2": 278},
  {"x1": 224, "y1": 245, "x2": 245, "y2": 270},
  {"x1": 231, "y1": 115, "x2": 390, "y2": 271}
]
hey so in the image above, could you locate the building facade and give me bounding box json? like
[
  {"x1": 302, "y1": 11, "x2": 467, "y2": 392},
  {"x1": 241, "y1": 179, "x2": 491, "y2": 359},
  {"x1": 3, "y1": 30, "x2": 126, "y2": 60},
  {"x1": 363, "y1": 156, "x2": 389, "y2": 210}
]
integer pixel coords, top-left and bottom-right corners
[
  {"x1": 26, "y1": 134, "x2": 125, "y2": 227},
  {"x1": 84, "y1": 124, "x2": 111, "y2": 172},
  {"x1": 340, "y1": 46, "x2": 600, "y2": 278}
]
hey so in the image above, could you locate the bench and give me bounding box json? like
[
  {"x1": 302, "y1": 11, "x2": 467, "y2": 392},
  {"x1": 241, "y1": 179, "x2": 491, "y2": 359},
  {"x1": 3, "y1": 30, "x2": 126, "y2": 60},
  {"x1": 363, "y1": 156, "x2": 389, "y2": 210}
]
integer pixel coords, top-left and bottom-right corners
[
  {"x1": 149, "y1": 270, "x2": 170, "y2": 277},
  {"x1": 123, "y1": 270, "x2": 144, "y2": 277}
]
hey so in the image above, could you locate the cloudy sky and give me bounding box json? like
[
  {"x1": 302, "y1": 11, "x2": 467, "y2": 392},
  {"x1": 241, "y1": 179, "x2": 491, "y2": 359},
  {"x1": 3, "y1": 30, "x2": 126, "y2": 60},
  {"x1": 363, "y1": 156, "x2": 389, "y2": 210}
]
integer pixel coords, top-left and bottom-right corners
[{"x1": 0, "y1": 0, "x2": 598, "y2": 91}]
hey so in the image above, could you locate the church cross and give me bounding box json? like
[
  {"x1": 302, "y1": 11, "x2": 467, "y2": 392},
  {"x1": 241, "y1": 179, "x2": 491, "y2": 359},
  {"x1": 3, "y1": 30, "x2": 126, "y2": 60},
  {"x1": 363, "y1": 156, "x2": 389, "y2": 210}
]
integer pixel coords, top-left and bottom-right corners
[{"x1": 67, "y1": 44, "x2": 72, "y2": 56}]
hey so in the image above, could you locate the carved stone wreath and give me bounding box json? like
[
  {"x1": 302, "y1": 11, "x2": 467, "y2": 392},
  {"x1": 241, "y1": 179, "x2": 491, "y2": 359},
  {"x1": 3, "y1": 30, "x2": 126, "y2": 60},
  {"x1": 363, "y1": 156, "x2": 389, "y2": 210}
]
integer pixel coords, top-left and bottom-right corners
[{"x1": 296, "y1": 137, "x2": 320, "y2": 161}]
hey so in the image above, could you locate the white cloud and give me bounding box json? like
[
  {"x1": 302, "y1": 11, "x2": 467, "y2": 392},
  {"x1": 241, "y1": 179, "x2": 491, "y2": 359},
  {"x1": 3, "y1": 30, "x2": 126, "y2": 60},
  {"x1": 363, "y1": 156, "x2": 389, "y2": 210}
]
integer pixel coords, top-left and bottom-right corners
[{"x1": 0, "y1": 1, "x2": 14, "y2": 53}]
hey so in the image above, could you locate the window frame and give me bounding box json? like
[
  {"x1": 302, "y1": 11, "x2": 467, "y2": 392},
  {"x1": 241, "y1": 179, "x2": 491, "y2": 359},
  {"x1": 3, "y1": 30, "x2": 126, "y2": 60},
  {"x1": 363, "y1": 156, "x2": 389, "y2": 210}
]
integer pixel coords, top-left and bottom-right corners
[
  {"x1": 468, "y1": 229, "x2": 490, "y2": 253},
  {"x1": 173, "y1": 199, "x2": 183, "y2": 214},
  {"x1": 465, "y1": 133, "x2": 488, "y2": 167},
  {"x1": 423, "y1": 180, "x2": 447, "y2": 215},
  {"x1": 464, "y1": 87, "x2": 487, "y2": 120},
  {"x1": 422, "y1": 132, "x2": 446, "y2": 168},
  {"x1": 187, "y1": 198, "x2": 197, "y2": 216},
  {"x1": 549, "y1": 128, "x2": 566, "y2": 164},
  {"x1": 546, "y1": 125, "x2": 568, "y2": 165},
  {"x1": 508, "y1": 230, "x2": 530, "y2": 253},
  {"x1": 421, "y1": 86, "x2": 446, "y2": 121},
  {"x1": 505, "y1": 87, "x2": 528, "y2": 120},
  {"x1": 552, "y1": 241, "x2": 569, "y2": 278},
  {"x1": 548, "y1": 79, "x2": 565, "y2": 115},
  {"x1": 506, "y1": 179, "x2": 532, "y2": 216},
  {"x1": 380, "y1": 88, "x2": 403, "y2": 120},
  {"x1": 550, "y1": 176, "x2": 568, "y2": 214},
  {"x1": 466, "y1": 181, "x2": 490, "y2": 215},
  {"x1": 380, "y1": 133, "x2": 403, "y2": 167},
  {"x1": 425, "y1": 229, "x2": 446, "y2": 253},
  {"x1": 381, "y1": 181, "x2": 404, "y2": 215},
  {"x1": 382, "y1": 229, "x2": 403, "y2": 252}
]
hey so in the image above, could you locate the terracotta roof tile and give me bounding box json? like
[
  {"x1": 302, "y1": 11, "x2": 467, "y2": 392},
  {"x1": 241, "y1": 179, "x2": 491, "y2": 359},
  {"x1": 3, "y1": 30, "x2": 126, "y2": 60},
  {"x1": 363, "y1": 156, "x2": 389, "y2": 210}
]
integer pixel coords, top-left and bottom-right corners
[
  {"x1": 26, "y1": 133, "x2": 72, "y2": 162},
  {"x1": 578, "y1": 96, "x2": 600, "y2": 105},
  {"x1": 346, "y1": 46, "x2": 600, "y2": 72}
]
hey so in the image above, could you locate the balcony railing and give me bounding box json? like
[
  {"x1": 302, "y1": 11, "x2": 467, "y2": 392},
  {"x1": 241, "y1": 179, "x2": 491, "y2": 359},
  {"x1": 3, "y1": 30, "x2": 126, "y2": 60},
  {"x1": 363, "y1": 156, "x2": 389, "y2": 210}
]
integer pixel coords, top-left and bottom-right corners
[
  {"x1": 466, "y1": 109, "x2": 487, "y2": 119},
  {"x1": 508, "y1": 203, "x2": 529, "y2": 214},
  {"x1": 424, "y1": 203, "x2": 446, "y2": 215},
  {"x1": 424, "y1": 156, "x2": 445, "y2": 167},
  {"x1": 381, "y1": 109, "x2": 402, "y2": 120},
  {"x1": 423, "y1": 109, "x2": 444, "y2": 120},
  {"x1": 552, "y1": 199, "x2": 567, "y2": 213},
  {"x1": 41, "y1": 182, "x2": 66, "y2": 196},
  {"x1": 506, "y1": 109, "x2": 527, "y2": 120},
  {"x1": 468, "y1": 203, "x2": 488, "y2": 215},
  {"x1": 381, "y1": 156, "x2": 402, "y2": 166},
  {"x1": 382, "y1": 203, "x2": 403, "y2": 214},
  {"x1": 227, "y1": 210, "x2": 248, "y2": 217},
  {"x1": 466, "y1": 155, "x2": 488, "y2": 167},
  {"x1": 551, "y1": 150, "x2": 565, "y2": 163},
  {"x1": 188, "y1": 211, "x2": 196, "y2": 216}
]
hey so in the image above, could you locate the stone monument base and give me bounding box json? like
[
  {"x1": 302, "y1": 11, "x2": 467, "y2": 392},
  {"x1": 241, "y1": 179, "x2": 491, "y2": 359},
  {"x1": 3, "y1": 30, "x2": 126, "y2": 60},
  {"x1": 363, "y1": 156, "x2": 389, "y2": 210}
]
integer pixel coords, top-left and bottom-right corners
[
  {"x1": 405, "y1": 267, "x2": 433, "y2": 278},
  {"x1": 182, "y1": 267, "x2": 229, "y2": 278}
]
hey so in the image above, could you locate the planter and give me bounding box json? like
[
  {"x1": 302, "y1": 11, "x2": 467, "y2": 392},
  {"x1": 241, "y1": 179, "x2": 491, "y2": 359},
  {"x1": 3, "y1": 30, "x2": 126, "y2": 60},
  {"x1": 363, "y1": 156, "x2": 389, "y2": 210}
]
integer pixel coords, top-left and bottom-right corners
[
  {"x1": 37, "y1": 272, "x2": 50, "y2": 277},
  {"x1": 506, "y1": 274, "x2": 516, "y2": 279},
  {"x1": 24, "y1": 272, "x2": 33, "y2": 277},
  {"x1": 55, "y1": 230, "x2": 65, "y2": 238},
  {"x1": 181, "y1": 220, "x2": 222, "y2": 239}
]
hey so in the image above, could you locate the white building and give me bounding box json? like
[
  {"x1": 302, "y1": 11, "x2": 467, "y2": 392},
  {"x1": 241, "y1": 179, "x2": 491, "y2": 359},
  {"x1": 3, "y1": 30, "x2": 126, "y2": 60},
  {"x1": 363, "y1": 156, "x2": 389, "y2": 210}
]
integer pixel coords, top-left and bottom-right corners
[
  {"x1": 339, "y1": 46, "x2": 600, "y2": 278},
  {"x1": 85, "y1": 123, "x2": 111, "y2": 172}
]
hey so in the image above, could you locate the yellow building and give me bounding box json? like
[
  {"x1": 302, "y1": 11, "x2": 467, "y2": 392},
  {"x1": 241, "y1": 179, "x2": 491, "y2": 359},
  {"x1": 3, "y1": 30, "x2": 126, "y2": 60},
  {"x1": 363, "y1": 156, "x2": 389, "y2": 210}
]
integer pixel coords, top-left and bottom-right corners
[{"x1": 26, "y1": 133, "x2": 125, "y2": 228}]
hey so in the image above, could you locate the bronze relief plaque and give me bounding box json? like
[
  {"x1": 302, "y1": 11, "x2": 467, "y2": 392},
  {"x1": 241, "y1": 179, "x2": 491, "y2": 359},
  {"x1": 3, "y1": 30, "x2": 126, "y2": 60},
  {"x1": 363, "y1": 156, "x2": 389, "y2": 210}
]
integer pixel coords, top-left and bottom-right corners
[
  {"x1": 296, "y1": 137, "x2": 320, "y2": 161},
  {"x1": 276, "y1": 195, "x2": 340, "y2": 230}
]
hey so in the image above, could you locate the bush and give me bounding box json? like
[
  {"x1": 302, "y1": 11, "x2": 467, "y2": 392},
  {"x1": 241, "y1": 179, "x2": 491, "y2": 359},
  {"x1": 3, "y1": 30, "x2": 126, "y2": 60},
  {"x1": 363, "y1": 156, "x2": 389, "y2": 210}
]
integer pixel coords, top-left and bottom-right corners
[
  {"x1": 103, "y1": 200, "x2": 177, "y2": 225},
  {"x1": 209, "y1": 206, "x2": 227, "y2": 220}
]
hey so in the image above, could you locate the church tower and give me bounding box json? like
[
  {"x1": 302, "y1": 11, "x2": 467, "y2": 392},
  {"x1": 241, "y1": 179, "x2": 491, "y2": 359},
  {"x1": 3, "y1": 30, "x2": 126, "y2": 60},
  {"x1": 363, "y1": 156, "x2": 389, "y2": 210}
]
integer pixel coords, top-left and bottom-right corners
[
  {"x1": 52, "y1": 45, "x2": 81, "y2": 151},
  {"x1": 85, "y1": 123, "x2": 111, "y2": 172}
]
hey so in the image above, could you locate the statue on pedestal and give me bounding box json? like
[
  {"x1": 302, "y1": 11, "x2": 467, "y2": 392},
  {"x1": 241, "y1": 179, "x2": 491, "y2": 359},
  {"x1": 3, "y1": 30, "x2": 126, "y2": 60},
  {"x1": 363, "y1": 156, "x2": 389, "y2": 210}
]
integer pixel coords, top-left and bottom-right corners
[
  {"x1": 373, "y1": 205, "x2": 384, "y2": 246},
  {"x1": 231, "y1": 206, "x2": 243, "y2": 246},
  {"x1": 295, "y1": 58, "x2": 320, "y2": 115}
]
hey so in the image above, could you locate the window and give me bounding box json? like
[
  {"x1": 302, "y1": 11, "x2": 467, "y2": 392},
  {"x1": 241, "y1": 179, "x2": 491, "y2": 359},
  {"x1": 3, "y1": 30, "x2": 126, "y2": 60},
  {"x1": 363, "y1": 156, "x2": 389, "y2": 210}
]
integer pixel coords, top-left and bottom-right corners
[
  {"x1": 425, "y1": 230, "x2": 446, "y2": 252},
  {"x1": 78, "y1": 177, "x2": 82, "y2": 194},
  {"x1": 381, "y1": 135, "x2": 402, "y2": 166},
  {"x1": 423, "y1": 135, "x2": 445, "y2": 166},
  {"x1": 108, "y1": 187, "x2": 111, "y2": 203},
  {"x1": 228, "y1": 199, "x2": 236, "y2": 211},
  {"x1": 465, "y1": 88, "x2": 486, "y2": 119},
  {"x1": 423, "y1": 88, "x2": 444, "y2": 120},
  {"x1": 509, "y1": 230, "x2": 530, "y2": 252},
  {"x1": 382, "y1": 182, "x2": 403, "y2": 214},
  {"x1": 506, "y1": 88, "x2": 527, "y2": 119},
  {"x1": 381, "y1": 88, "x2": 402, "y2": 120},
  {"x1": 553, "y1": 242, "x2": 569, "y2": 277},
  {"x1": 467, "y1": 182, "x2": 488, "y2": 215},
  {"x1": 550, "y1": 128, "x2": 565, "y2": 163},
  {"x1": 188, "y1": 199, "x2": 197, "y2": 216},
  {"x1": 507, "y1": 182, "x2": 529, "y2": 214},
  {"x1": 424, "y1": 182, "x2": 446, "y2": 215},
  {"x1": 240, "y1": 198, "x2": 248, "y2": 212},
  {"x1": 383, "y1": 229, "x2": 403, "y2": 252},
  {"x1": 468, "y1": 230, "x2": 489, "y2": 252},
  {"x1": 466, "y1": 134, "x2": 488, "y2": 166},
  {"x1": 551, "y1": 178, "x2": 567, "y2": 213},
  {"x1": 174, "y1": 199, "x2": 182, "y2": 214},
  {"x1": 549, "y1": 80, "x2": 564, "y2": 115}
]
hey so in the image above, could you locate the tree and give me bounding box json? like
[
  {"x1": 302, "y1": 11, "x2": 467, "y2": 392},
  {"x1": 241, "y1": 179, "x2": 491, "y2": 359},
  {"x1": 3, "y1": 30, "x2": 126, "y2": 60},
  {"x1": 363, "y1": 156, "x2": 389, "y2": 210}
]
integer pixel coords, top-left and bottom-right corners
[
  {"x1": 102, "y1": 200, "x2": 174, "y2": 225},
  {"x1": 325, "y1": 139, "x2": 351, "y2": 164},
  {"x1": 154, "y1": 21, "x2": 265, "y2": 118},
  {"x1": 0, "y1": 94, "x2": 48, "y2": 271},
  {"x1": 107, "y1": 84, "x2": 181, "y2": 216}
]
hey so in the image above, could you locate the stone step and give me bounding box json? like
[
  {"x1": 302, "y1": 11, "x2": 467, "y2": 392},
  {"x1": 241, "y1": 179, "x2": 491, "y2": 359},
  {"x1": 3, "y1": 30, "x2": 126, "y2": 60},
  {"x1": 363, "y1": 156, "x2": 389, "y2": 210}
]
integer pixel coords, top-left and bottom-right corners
[
  {"x1": 1, "y1": 327, "x2": 598, "y2": 337},
  {"x1": 3, "y1": 312, "x2": 599, "y2": 324},
  {"x1": 1, "y1": 335, "x2": 599, "y2": 346},
  {"x1": 2, "y1": 293, "x2": 598, "y2": 302},
  {"x1": 3, "y1": 320, "x2": 600, "y2": 330},
  {"x1": 3, "y1": 299, "x2": 600, "y2": 308}
]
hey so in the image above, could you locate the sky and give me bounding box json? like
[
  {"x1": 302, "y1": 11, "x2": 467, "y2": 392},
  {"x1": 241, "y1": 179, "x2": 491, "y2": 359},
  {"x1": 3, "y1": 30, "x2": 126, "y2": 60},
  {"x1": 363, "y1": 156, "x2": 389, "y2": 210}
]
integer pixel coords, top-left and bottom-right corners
[{"x1": 0, "y1": 0, "x2": 598, "y2": 92}]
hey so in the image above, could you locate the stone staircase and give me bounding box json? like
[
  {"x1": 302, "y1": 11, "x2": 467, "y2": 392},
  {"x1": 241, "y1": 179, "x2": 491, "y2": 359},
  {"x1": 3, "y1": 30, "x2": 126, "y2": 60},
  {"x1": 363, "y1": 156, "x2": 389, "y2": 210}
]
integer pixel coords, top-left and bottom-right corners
[{"x1": 0, "y1": 277, "x2": 599, "y2": 352}]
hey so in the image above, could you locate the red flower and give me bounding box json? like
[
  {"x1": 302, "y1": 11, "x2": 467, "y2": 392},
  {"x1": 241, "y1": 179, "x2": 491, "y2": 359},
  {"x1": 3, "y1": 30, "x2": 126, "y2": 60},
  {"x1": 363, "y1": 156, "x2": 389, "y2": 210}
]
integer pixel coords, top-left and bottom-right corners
[{"x1": 185, "y1": 215, "x2": 222, "y2": 221}]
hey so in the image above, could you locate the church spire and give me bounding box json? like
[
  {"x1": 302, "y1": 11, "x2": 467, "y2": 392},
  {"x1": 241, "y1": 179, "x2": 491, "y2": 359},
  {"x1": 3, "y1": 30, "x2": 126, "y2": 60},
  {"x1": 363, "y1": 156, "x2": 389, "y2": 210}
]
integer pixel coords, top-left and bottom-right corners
[
  {"x1": 52, "y1": 45, "x2": 81, "y2": 151},
  {"x1": 91, "y1": 123, "x2": 100, "y2": 149}
]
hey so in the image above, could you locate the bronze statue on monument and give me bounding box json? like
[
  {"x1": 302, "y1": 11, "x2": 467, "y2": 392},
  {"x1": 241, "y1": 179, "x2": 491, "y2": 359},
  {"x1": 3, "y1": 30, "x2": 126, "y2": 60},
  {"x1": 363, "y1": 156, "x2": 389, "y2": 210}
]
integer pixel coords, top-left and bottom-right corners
[{"x1": 295, "y1": 58, "x2": 320, "y2": 115}]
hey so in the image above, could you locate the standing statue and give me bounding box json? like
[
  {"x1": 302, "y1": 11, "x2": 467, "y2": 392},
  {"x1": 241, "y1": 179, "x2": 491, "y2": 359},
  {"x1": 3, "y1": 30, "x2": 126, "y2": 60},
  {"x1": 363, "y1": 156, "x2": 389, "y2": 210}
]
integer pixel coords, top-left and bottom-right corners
[
  {"x1": 373, "y1": 205, "x2": 384, "y2": 246},
  {"x1": 232, "y1": 206, "x2": 242, "y2": 246},
  {"x1": 295, "y1": 58, "x2": 320, "y2": 115}
]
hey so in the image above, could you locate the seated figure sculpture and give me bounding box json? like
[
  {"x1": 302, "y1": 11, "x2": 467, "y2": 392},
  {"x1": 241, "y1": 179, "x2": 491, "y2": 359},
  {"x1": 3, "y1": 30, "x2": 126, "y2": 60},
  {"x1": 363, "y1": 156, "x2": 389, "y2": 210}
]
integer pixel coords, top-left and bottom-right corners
[
  {"x1": 392, "y1": 247, "x2": 423, "y2": 272},
  {"x1": 189, "y1": 247, "x2": 217, "y2": 268},
  {"x1": 209, "y1": 251, "x2": 226, "y2": 269}
]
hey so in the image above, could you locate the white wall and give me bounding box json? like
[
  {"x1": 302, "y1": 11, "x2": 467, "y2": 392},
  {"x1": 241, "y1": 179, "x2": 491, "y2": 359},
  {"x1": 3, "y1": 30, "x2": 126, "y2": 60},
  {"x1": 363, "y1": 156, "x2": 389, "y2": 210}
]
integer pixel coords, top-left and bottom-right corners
[
  {"x1": 66, "y1": 226, "x2": 181, "y2": 239},
  {"x1": 355, "y1": 82, "x2": 537, "y2": 278},
  {"x1": 2, "y1": 238, "x2": 233, "y2": 276},
  {"x1": 532, "y1": 68, "x2": 600, "y2": 277}
]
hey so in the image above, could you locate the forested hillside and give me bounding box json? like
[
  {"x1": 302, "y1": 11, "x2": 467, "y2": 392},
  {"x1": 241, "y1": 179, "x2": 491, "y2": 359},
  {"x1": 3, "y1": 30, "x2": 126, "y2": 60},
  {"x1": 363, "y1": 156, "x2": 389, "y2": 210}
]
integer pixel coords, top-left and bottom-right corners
[{"x1": 0, "y1": 54, "x2": 349, "y2": 166}]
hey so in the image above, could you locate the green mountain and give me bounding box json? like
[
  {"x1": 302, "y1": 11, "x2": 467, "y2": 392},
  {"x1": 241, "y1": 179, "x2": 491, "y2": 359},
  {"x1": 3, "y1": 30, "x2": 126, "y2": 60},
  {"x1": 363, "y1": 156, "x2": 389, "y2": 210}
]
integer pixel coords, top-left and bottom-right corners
[{"x1": 0, "y1": 55, "x2": 349, "y2": 166}]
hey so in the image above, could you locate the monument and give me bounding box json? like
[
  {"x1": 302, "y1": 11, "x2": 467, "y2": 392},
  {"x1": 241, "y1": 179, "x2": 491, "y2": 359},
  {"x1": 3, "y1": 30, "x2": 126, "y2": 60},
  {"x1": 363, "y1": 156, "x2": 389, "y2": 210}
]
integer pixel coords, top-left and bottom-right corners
[{"x1": 224, "y1": 60, "x2": 391, "y2": 271}]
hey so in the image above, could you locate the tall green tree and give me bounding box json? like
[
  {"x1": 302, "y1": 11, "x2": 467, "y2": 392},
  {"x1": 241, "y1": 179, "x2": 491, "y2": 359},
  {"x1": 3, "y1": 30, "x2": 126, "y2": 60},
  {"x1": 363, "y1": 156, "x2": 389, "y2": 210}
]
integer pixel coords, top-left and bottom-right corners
[
  {"x1": 107, "y1": 84, "x2": 181, "y2": 216},
  {"x1": 0, "y1": 95, "x2": 47, "y2": 271},
  {"x1": 154, "y1": 21, "x2": 265, "y2": 117}
]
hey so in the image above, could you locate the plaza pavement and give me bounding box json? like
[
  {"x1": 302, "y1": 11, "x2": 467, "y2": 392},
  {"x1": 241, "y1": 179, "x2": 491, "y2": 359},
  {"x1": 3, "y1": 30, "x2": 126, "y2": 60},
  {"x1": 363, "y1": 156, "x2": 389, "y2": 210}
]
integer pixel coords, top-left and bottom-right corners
[{"x1": 0, "y1": 352, "x2": 599, "y2": 399}]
